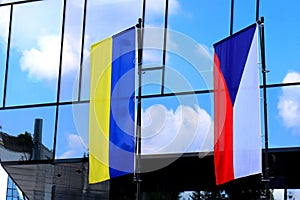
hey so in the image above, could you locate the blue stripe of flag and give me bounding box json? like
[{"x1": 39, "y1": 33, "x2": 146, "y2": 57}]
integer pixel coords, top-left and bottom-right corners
[
  {"x1": 214, "y1": 24, "x2": 256, "y2": 105},
  {"x1": 109, "y1": 27, "x2": 136, "y2": 179}
]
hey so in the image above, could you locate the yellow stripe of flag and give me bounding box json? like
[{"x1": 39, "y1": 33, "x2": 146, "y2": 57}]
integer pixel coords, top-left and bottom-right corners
[{"x1": 89, "y1": 36, "x2": 113, "y2": 183}]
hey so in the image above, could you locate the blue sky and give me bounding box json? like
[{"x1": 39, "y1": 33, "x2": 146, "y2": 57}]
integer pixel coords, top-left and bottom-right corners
[{"x1": 0, "y1": 0, "x2": 300, "y2": 198}]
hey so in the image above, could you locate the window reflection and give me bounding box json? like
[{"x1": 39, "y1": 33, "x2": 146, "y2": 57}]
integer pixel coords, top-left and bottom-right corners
[
  {"x1": 233, "y1": 0, "x2": 256, "y2": 32},
  {"x1": 0, "y1": 6, "x2": 10, "y2": 108},
  {"x1": 1, "y1": 130, "x2": 33, "y2": 161},
  {"x1": 4, "y1": 0, "x2": 62, "y2": 106},
  {"x1": 0, "y1": 0, "x2": 299, "y2": 161},
  {"x1": 55, "y1": 104, "x2": 88, "y2": 159},
  {"x1": 267, "y1": 86, "x2": 300, "y2": 148},
  {"x1": 0, "y1": 118, "x2": 52, "y2": 161},
  {"x1": 0, "y1": 107, "x2": 55, "y2": 161},
  {"x1": 59, "y1": 0, "x2": 84, "y2": 102},
  {"x1": 260, "y1": 0, "x2": 300, "y2": 84},
  {"x1": 169, "y1": 0, "x2": 230, "y2": 46},
  {"x1": 141, "y1": 93, "x2": 213, "y2": 155}
]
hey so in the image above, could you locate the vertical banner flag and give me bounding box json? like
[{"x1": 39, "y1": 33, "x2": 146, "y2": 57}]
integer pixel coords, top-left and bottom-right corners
[
  {"x1": 213, "y1": 23, "x2": 261, "y2": 185},
  {"x1": 89, "y1": 27, "x2": 136, "y2": 184}
]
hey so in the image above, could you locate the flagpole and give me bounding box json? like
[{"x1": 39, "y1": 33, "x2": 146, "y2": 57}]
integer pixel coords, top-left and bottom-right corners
[
  {"x1": 134, "y1": 18, "x2": 143, "y2": 200},
  {"x1": 161, "y1": 0, "x2": 169, "y2": 94},
  {"x1": 258, "y1": 16, "x2": 270, "y2": 200},
  {"x1": 230, "y1": 0, "x2": 234, "y2": 35}
]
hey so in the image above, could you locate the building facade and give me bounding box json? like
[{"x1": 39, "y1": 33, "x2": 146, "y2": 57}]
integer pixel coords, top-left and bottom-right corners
[{"x1": 0, "y1": 0, "x2": 300, "y2": 199}]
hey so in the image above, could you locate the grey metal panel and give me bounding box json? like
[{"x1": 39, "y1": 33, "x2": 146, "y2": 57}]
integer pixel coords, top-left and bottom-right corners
[{"x1": 2, "y1": 161, "x2": 109, "y2": 200}]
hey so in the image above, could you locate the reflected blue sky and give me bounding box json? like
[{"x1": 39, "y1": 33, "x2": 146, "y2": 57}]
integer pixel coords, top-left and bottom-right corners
[{"x1": 0, "y1": 0, "x2": 299, "y2": 160}]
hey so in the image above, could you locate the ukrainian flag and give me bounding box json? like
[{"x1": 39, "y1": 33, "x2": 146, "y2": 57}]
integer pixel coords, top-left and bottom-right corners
[{"x1": 89, "y1": 27, "x2": 136, "y2": 184}]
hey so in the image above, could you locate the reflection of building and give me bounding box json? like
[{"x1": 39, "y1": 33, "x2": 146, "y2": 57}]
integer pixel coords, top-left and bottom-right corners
[
  {"x1": 6, "y1": 176, "x2": 27, "y2": 200},
  {"x1": 3, "y1": 160, "x2": 110, "y2": 200},
  {"x1": 0, "y1": 131, "x2": 52, "y2": 161},
  {"x1": 0, "y1": 132, "x2": 32, "y2": 161}
]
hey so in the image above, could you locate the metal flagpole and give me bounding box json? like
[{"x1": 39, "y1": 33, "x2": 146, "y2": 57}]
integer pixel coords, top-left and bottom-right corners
[
  {"x1": 230, "y1": 0, "x2": 234, "y2": 35},
  {"x1": 258, "y1": 16, "x2": 270, "y2": 200},
  {"x1": 133, "y1": 0, "x2": 145, "y2": 198},
  {"x1": 134, "y1": 18, "x2": 143, "y2": 200},
  {"x1": 161, "y1": 0, "x2": 169, "y2": 94}
]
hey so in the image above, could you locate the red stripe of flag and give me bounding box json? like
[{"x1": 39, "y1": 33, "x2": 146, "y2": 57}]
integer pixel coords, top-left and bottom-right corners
[{"x1": 213, "y1": 53, "x2": 234, "y2": 185}]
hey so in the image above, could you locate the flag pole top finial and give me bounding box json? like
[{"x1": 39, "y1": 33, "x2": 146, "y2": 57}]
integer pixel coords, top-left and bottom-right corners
[
  {"x1": 136, "y1": 18, "x2": 142, "y2": 28},
  {"x1": 257, "y1": 16, "x2": 264, "y2": 26}
]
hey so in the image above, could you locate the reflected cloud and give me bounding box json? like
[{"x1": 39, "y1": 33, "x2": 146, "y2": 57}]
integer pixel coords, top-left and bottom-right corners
[
  {"x1": 278, "y1": 71, "x2": 300, "y2": 135},
  {"x1": 142, "y1": 104, "x2": 213, "y2": 154},
  {"x1": 20, "y1": 34, "x2": 80, "y2": 81},
  {"x1": 58, "y1": 132, "x2": 87, "y2": 159}
]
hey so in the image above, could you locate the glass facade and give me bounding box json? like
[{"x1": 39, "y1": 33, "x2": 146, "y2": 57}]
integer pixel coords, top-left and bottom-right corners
[
  {"x1": 6, "y1": 177, "x2": 27, "y2": 200},
  {"x1": 0, "y1": 0, "x2": 298, "y2": 161},
  {"x1": 0, "y1": 0, "x2": 299, "y2": 199}
]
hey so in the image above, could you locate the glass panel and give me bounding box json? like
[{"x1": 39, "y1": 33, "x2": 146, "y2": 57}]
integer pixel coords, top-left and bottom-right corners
[
  {"x1": 143, "y1": 31, "x2": 164, "y2": 70},
  {"x1": 0, "y1": 0, "x2": 30, "y2": 3},
  {"x1": 6, "y1": 177, "x2": 26, "y2": 200},
  {"x1": 233, "y1": 0, "x2": 256, "y2": 33},
  {"x1": 79, "y1": 51, "x2": 90, "y2": 101},
  {"x1": 166, "y1": 0, "x2": 229, "y2": 92},
  {"x1": 140, "y1": 69, "x2": 162, "y2": 96},
  {"x1": 168, "y1": 0, "x2": 230, "y2": 47},
  {"x1": 0, "y1": 165, "x2": 8, "y2": 199},
  {"x1": 144, "y1": 0, "x2": 166, "y2": 27},
  {"x1": 0, "y1": 106, "x2": 55, "y2": 161},
  {"x1": 164, "y1": 47, "x2": 213, "y2": 92},
  {"x1": 141, "y1": 93, "x2": 213, "y2": 155},
  {"x1": 5, "y1": 0, "x2": 63, "y2": 106},
  {"x1": 81, "y1": 0, "x2": 142, "y2": 101},
  {"x1": 0, "y1": 6, "x2": 10, "y2": 108},
  {"x1": 260, "y1": 0, "x2": 300, "y2": 84},
  {"x1": 59, "y1": 0, "x2": 84, "y2": 102},
  {"x1": 85, "y1": 0, "x2": 141, "y2": 48},
  {"x1": 283, "y1": 189, "x2": 300, "y2": 199},
  {"x1": 267, "y1": 85, "x2": 300, "y2": 148},
  {"x1": 55, "y1": 103, "x2": 88, "y2": 159}
]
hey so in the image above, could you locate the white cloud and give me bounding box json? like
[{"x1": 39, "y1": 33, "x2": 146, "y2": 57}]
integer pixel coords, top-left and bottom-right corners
[
  {"x1": 282, "y1": 71, "x2": 300, "y2": 85},
  {"x1": 58, "y1": 132, "x2": 87, "y2": 159},
  {"x1": 142, "y1": 104, "x2": 213, "y2": 154},
  {"x1": 278, "y1": 71, "x2": 300, "y2": 134},
  {"x1": 20, "y1": 34, "x2": 80, "y2": 81}
]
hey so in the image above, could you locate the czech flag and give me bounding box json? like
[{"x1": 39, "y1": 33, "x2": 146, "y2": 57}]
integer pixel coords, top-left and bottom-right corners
[
  {"x1": 213, "y1": 23, "x2": 262, "y2": 185},
  {"x1": 89, "y1": 27, "x2": 136, "y2": 184}
]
